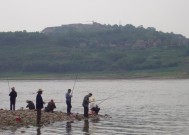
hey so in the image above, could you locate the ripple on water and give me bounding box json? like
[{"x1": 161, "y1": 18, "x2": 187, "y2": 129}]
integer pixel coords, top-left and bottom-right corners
[{"x1": 1, "y1": 79, "x2": 189, "y2": 135}]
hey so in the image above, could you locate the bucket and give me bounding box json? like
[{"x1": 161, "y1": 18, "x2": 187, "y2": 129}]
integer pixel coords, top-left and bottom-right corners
[{"x1": 15, "y1": 116, "x2": 21, "y2": 122}]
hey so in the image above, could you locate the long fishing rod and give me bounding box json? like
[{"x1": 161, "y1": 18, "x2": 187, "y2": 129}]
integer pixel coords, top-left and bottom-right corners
[
  {"x1": 97, "y1": 92, "x2": 127, "y2": 106},
  {"x1": 95, "y1": 94, "x2": 125, "y2": 102},
  {"x1": 97, "y1": 92, "x2": 120, "y2": 106},
  {"x1": 7, "y1": 78, "x2": 11, "y2": 93},
  {"x1": 71, "y1": 74, "x2": 78, "y2": 95},
  {"x1": 95, "y1": 92, "x2": 127, "y2": 106}
]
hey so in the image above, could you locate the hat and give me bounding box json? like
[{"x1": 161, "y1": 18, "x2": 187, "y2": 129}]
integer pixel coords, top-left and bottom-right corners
[
  {"x1": 11, "y1": 87, "x2": 15, "y2": 90},
  {"x1": 37, "y1": 89, "x2": 43, "y2": 93},
  {"x1": 91, "y1": 97, "x2": 95, "y2": 102},
  {"x1": 26, "y1": 100, "x2": 31, "y2": 103}
]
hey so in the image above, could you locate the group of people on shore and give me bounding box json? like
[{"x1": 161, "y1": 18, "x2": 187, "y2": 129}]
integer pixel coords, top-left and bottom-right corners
[
  {"x1": 66, "y1": 89, "x2": 100, "y2": 117},
  {"x1": 9, "y1": 87, "x2": 100, "y2": 125}
]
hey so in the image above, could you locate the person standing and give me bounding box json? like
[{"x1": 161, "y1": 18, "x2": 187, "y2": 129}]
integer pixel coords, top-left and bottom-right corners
[
  {"x1": 36, "y1": 89, "x2": 44, "y2": 126},
  {"x1": 65, "y1": 89, "x2": 72, "y2": 115},
  {"x1": 9, "y1": 87, "x2": 17, "y2": 110},
  {"x1": 82, "y1": 93, "x2": 92, "y2": 117}
]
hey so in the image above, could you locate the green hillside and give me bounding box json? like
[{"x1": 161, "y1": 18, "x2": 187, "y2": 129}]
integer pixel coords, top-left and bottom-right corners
[{"x1": 0, "y1": 22, "x2": 189, "y2": 79}]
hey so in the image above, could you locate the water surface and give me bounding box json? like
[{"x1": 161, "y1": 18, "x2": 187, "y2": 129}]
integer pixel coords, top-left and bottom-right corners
[{"x1": 0, "y1": 79, "x2": 189, "y2": 134}]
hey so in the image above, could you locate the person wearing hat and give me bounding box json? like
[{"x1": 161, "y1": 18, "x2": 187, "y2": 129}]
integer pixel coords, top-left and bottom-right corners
[
  {"x1": 82, "y1": 93, "x2": 92, "y2": 117},
  {"x1": 89, "y1": 97, "x2": 100, "y2": 115},
  {"x1": 26, "y1": 100, "x2": 35, "y2": 110},
  {"x1": 36, "y1": 89, "x2": 44, "y2": 125},
  {"x1": 9, "y1": 87, "x2": 17, "y2": 110},
  {"x1": 65, "y1": 89, "x2": 72, "y2": 115}
]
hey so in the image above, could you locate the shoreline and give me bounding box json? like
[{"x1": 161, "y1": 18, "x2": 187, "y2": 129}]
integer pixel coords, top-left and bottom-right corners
[
  {"x1": 1, "y1": 71, "x2": 189, "y2": 80},
  {"x1": 1, "y1": 76, "x2": 189, "y2": 80},
  {"x1": 0, "y1": 110, "x2": 108, "y2": 128}
]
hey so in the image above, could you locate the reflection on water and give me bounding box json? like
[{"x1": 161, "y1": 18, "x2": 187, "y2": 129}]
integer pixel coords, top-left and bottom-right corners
[
  {"x1": 36, "y1": 127, "x2": 41, "y2": 135},
  {"x1": 83, "y1": 120, "x2": 89, "y2": 134},
  {"x1": 91, "y1": 117, "x2": 100, "y2": 123},
  {"x1": 66, "y1": 121, "x2": 73, "y2": 135},
  {"x1": 0, "y1": 79, "x2": 189, "y2": 134}
]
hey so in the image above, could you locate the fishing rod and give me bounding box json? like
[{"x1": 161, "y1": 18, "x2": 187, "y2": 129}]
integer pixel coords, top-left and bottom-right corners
[
  {"x1": 97, "y1": 92, "x2": 120, "y2": 106},
  {"x1": 95, "y1": 94, "x2": 125, "y2": 102},
  {"x1": 96, "y1": 92, "x2": 127, "y2": 106},
  {"x1": 7, "y1": 78, "x2": 11, "y2": 93},
  {"x1": 71, "y1": 74, "x2": 78, "y2": 95}
]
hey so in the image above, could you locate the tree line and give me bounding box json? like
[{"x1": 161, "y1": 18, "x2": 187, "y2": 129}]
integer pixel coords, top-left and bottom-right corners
[{"x1": 0, "y1": 22, "x2": 189, "y2": 75}]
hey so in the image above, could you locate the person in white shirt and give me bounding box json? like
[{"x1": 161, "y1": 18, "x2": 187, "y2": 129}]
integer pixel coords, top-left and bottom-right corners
[{"x1": 89, "y1": 97, "x2": 100, "y2": 115}]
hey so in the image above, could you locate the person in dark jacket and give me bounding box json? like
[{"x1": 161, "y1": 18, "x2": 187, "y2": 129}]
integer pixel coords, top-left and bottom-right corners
[
  {"x1": 9, "y1": 87, "x2": 17, "y2": 110},
  {"x1": 65, "y1": 89, "x2": 72, "y2": 115},
  {"x1": 36, "y1": 89, "x2": 44, "y2": 125},
  {"x1": 82, "y1": 93, "x2": 92, "y2": 117},
  {"x1": 26, "y1": 100, "x2": 35, "y2": 110},
  {"x1": 45, "y1": 99, "x2": 56, "y2": 112}
]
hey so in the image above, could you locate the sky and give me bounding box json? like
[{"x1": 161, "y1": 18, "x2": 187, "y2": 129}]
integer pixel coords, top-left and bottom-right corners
[{"x1": 0, "y1": 0, "x2": 189, "y2": 38}]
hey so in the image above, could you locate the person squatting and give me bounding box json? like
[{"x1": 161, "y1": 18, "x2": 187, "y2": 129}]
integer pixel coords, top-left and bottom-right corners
[{"x1": 8, "y1": 87, "x2": 100, "y2": 126}]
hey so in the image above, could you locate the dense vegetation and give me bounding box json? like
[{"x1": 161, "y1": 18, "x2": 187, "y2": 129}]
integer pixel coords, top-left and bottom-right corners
[{"x1": 0, "y1": 22, "x2": 189, "y2": 78}]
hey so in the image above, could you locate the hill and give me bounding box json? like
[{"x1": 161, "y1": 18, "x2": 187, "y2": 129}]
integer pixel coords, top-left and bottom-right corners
[
  {"x1": 0, "y1": 22, "x2": 189, "y2": 79},
  {"x1": 42, "y1": 22, "x2": 189, "y2": 48}
]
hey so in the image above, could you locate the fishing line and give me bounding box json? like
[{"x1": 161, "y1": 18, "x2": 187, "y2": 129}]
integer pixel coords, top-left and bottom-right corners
[
  {"x1": 97, "y1": 92, "x2": 120, "y2": 106},
  {"x1": 7, "y1": 78, "x2": 11, "y2": 93},
  {"x1": 97, "y1": 91, "x2": 127, "y2": 106},
  {"x1": 95, "y1": 92, "x2": 126, "y2": 102},
  {"x1": 71, "y1": 74, "x2": 78, "y2": 95}
]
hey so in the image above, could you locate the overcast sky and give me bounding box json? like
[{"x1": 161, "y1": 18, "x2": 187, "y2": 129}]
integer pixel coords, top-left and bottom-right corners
[{"x1": 0, "y1": 0, "x2": 189, "y2": 37}]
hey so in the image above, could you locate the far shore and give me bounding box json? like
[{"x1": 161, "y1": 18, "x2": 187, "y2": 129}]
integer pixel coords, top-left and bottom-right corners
[
  {"x1": 1, "y1": 75, "x2": 189, "y2": 80},
  {"x1": 1, "y1": 76, "x2": 189, "y2": 80},
  {"x1": 1, "y1": 71, "x2": 189, "y2": 80}
]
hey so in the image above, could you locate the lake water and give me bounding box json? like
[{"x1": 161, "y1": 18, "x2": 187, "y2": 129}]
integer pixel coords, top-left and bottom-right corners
[{"x1": 0, "y1": 79, "x2": 189, "y2": 135}]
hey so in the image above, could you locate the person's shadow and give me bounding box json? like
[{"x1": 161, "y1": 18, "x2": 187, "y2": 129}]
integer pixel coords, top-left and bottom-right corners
[
  {"x1": 82, "y1": 120, "x2": 89, "y2": 134},
  {"x1": 66, "y1": 121, "x2": 73, "y2": 134}
]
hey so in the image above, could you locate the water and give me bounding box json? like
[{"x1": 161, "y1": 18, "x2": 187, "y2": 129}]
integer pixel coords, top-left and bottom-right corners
[{"x1": 0, "y1": 79, "x2": 189, "y2": 135}]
